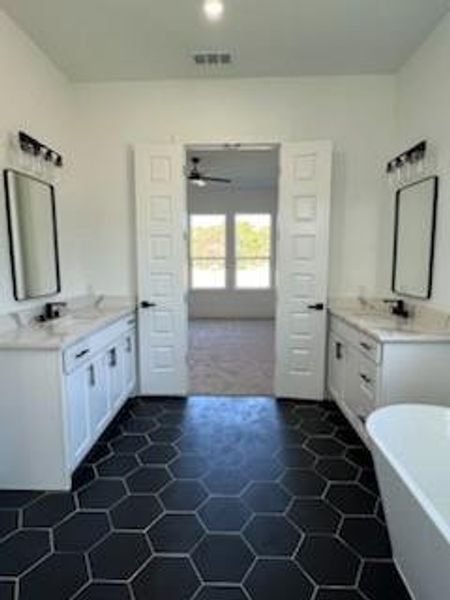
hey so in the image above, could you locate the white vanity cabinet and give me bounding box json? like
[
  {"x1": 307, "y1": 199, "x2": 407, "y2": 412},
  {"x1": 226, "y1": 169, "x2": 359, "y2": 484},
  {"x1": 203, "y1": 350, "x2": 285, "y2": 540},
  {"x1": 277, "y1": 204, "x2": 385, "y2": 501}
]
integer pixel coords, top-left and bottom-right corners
[
  {"x1": 327, "y1": 312, "x2": 450, "y2": 444},
  {"x1": 0, "y1": 309, "x2": 137, "y2": 490}
]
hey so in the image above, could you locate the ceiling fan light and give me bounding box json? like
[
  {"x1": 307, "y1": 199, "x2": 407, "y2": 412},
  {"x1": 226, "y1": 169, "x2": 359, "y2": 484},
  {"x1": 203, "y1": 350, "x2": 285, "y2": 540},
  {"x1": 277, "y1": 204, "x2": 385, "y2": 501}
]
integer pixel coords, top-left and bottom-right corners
[
  {"x1": 192, "y1": 178, "x2": 207, "y2": 187},
  {"x1": 203, "y1": 0, "x2": 224, "y2": 22}
]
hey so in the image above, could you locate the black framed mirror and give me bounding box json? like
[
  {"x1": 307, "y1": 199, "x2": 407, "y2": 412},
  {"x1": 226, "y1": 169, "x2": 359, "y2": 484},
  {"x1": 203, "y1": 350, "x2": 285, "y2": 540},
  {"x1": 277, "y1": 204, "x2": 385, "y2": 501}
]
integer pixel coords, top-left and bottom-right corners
[
  {"x1": 4, "y1": 169, "x2": 61, "y2": 301},
  {"x1": 392, "y1": 176, "x2": 438, "y2": 299}
]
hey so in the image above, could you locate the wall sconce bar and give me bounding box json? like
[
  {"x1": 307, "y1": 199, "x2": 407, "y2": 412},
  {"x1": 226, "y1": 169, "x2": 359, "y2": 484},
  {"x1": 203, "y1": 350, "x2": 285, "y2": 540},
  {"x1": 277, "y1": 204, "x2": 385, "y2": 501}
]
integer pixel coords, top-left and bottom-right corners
[
  {"x1": 18, "y1": 131, "x2": 64, "y2": 168},
  {"x1": 386, "y1": 141, "x2": 426, "y2": 174}
]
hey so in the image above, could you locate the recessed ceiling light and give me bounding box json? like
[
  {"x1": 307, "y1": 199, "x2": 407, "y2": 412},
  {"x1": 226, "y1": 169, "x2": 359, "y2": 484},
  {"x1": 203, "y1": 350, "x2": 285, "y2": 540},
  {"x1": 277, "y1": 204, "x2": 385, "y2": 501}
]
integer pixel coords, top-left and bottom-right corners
[{"x1": 203, "y1": 0, "x2": 224, "y2": 22}]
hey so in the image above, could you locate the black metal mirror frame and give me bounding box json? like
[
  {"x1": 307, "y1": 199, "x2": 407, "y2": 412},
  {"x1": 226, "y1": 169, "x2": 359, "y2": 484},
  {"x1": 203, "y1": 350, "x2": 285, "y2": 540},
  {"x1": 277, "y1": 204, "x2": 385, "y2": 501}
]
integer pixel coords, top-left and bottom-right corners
[
  {"x1": 3, "y1": 169, "x2": 62, "y2": 301},
  {"x1": 392, "y1": 175, "x2": 438, "y2": 300}
]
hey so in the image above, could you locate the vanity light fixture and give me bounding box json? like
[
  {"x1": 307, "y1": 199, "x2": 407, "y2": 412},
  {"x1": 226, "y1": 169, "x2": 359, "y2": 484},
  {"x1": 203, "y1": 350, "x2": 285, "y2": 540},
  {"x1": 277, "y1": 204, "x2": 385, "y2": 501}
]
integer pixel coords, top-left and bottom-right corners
[
  {"x1": 203, "y1": 0, "x2": 224, "y2": 22},
  {"x1": 386, "y1": 141, "x2": 426, "y2": 176},
  {"x1": 18, "y1": 131, "x2": 64, "y2": 168}
]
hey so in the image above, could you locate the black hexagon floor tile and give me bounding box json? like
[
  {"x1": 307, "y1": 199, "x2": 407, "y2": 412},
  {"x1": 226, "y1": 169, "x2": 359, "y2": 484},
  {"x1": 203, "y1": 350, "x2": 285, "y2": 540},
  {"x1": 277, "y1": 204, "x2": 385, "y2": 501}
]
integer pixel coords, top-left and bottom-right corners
[
  {"x1": 19, "y1": 552, "x2": 88, "y2": 600},
  {"x1": 243, "y1": 515, "x2": 301, "y2": 556},
  {"x1": 199, "y1": 496, "x2": 251, "y2": 532},
  {"x1": 132, "y1": 556, "x2": 200, "y2": 600},
  {"x1": 73, "y1": 582, "x2": 132, "y2": 600},
  {"x1": 244, "y1": 558, "x2": 314, "y2": 600},
  {"x1": 340, "y1": 516, "x2": 392, "y2": 558},
  {"x1": 97, "y1": 454, "x2": 139, "y2": 477},
  {"x1": 54, "y1": 511, "x2": 110, "y2": 552},
  {"x1": 280, "y1": 469, "x2": 327, "y2": 497},
  {"x1": 203, "y1": 468, "x2": 248, "y2": 495},
  {"x1": 139, "y1": 443, "x2": 178, "y2": 464},
  {"x1": 148, "y1": 426, "x2": 182, "y2": 443},
  {"x1": 306, "y1": 437, "x2": 345, "y2": 457},
  {"x1": 0, "y1": 529, "x2": 50, "y2": 576},
  {"x1": 297, "y1": 535, "x2": 360, "y2": 585},
  {"x1": 192, "y1": 534, "x2": 254, "y2": 583},
  {"x1": 0, "y1": 581, "x2": 15, "y2": 600},
  {"x1": 243, "y1": 482, "x2": 291, "y2": 513},
  {"x1": 0, "y1": 490, "x2": 42, "y2": 509},
  {"x1": 326, "y1": 483, "x2": 377, "y2": 515},
  {"x1": 148, "y1": 513, "x2": 204, "y2": 552},
  {"x1": 159, "y1": 480, "x2": 208, "y2": 510},
  {"x1": 110, "y1": 495, "x2": 163, "y2": 530},
  {"x1": 168, "y1": 455, "x2": 209, "y2": 479},
  {"x1": 126, "y1": 466, "x2": 171, "y2": 493},
  {"x1": 89, "y1": 532, "x2": 151, "y2": 580},
  {"x1": 0, "y1": 509, "x2": 18, "y2": 539},
  {"x1": 287, "y1": 498, "x2": 341, "y2": 534},
  {"x1": 315, "y1": 589, "x2": 366, "y2": 600},
  {"x1": 194, "y1": 586, "x2": 248, "y2": 600},
  {"x1": 275, "y1": 447, "x2": 316, "y2": 468},
  {"x1": 1, "y1": 396, "x2": 411, "y2": 599},
  {"x1": 359, "y1": 561, "x2": 412, "y2": 600},
  {"x1": 77, "y1": 479, "x2": 126, "y2": 509},
  {"x1": 315, "y1": 458, "x2": 359, "y2": 482},
  {"x1": 72, "y1": 465, "x2": 96, "y2": 491},
  {"x1": 111, "y1": 434, "x2": 148, "y2": 454},
  {"x1": 23, "y1": 493, "x2": 75, "y2": 527}
]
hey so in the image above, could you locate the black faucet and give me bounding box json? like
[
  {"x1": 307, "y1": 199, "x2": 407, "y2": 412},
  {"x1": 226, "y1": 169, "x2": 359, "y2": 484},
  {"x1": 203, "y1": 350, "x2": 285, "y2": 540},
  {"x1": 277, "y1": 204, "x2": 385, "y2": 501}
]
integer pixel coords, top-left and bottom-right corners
[
  {"x1": 39, "y1": 302, "x2": 67, "y2": 322},
  {"x1": 383, "y1": 298, "x2": 409, "y2": 319}
]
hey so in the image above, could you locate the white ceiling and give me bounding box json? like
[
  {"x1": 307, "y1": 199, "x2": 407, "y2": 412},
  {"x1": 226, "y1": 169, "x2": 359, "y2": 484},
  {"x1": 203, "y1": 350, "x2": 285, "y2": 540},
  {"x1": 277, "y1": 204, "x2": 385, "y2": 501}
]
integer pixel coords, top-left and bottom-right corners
[
  {"x1": 1, "y1": 0, "x2": 450, "y2": 82},
  {"x1": 186, "y1": 148, "x2": 278, "y2": 190}
]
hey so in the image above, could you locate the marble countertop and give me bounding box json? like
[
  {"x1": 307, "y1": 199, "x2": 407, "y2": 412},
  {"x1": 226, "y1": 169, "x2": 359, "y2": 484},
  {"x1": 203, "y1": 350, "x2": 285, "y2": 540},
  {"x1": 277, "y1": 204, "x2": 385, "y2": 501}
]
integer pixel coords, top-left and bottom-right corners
[
  {"x1": 0, "y1": 303, "x2": 136, "y2": 351},
  {"x1": 329, "y1": 306, "x2": 450, "y2": 343}
]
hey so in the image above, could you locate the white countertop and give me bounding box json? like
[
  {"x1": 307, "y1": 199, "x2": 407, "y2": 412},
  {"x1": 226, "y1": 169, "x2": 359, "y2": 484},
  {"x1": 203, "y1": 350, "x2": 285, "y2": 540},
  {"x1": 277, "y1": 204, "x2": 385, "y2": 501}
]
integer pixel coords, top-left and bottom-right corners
[
  {"x1": 329, "y1": 307, "x2": 450, "y2": 343},
  {"x1": 0, "y1": 303, "x2": 136, "y2": 351}
]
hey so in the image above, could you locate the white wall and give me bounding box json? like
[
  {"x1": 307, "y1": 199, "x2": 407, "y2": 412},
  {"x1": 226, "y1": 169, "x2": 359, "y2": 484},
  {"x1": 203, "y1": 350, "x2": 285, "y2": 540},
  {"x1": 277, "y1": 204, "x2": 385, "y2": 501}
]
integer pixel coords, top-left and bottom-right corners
[
  {"x1": 393, "y1": 12, "x2": 450, "y2": 311},
  {"x1": 188, "y1": 186, "x2": 277, "y2": 319},
  {"x1": 0, "y1": 11, "x2": 87, "y2": 314},
  {"x1": 73, "y1": 76, "x2": 396, "y2": 301}
]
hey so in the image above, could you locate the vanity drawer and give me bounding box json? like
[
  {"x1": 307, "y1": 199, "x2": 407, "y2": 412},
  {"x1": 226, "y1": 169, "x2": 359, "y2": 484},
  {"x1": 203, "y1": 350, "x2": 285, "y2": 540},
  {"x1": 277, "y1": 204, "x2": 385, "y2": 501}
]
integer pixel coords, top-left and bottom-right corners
[
  {"x1": 63, "y1": 313, "x2": 136, "y2": 374},
  {"x1": 357, "y1": 331, "x2": 380, "y2": 363}
]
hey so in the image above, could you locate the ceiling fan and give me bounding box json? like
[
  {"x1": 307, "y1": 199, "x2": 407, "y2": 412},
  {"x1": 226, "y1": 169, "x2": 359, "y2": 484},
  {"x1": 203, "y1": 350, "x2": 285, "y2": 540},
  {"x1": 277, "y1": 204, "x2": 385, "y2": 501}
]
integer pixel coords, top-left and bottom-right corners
[{"x1": 187, "y1": 157, "x2": 232, "y2": 187}]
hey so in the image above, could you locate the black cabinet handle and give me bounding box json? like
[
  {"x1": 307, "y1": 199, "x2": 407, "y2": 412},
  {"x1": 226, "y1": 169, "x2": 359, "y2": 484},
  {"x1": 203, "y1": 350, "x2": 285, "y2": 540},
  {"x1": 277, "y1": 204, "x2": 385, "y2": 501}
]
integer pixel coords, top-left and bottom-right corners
[
  {"x1": 360, "y1": 373, "x2": 372, "y2": 385},
  {"x1": 109, "y1": 348, "x2": 117, "y2": 368},
  {"x1": 307, "y1": 303, "x2": 324, "y2": 311},
  {"x1": 75, "y1": 349, "x2": 89, "y2": 360},
  {"x1": 141, "y1": 301, "x2": 156, "y2": 309},
  {"x1": 89, "y1": 365, "x2": 96, "y2": 387},
  {"x1": 360, "y1": 341, "x2": 372, "y2": 352},
  {"x1": 335, "y1": 341, "x2": 342, "y2": 360}
]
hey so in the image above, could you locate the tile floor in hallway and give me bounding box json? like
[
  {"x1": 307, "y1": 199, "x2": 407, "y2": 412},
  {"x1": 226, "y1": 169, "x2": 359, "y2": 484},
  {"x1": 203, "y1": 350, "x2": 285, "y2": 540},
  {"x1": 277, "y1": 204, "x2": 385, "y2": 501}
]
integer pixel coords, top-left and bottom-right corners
[{"x1": 0, "y1": 396, "x2": 412, "y2": 600}]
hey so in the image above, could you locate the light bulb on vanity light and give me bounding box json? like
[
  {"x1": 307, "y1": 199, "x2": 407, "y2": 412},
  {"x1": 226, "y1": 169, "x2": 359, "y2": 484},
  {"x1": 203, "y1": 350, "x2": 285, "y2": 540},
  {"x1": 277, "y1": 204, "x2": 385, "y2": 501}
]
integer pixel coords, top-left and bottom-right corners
[{"x1": 203, "y1": 0, "x2": 224, "y2": 22}]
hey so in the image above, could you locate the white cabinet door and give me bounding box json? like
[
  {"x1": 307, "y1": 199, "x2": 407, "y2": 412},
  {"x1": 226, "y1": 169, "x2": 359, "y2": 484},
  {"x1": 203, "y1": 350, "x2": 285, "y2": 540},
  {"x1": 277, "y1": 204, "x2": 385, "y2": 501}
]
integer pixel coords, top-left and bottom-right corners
[
  {"x1": 328, "y1": 332, "x2": 345, "y2": 402},
  {"x1": 87, "y1": 355, "x2": 109, "y2": 439},
  {"x1": 134, "y1": 144, "x2": 188, "y2": 396},
  {"x1": 65, "y1": 365, "x2": 90, "y2": 469},
  {"x1": 106, "y1": 343, "x2": 125, "y2": 411},
  {"x1": 275, "y1": 142, "x2": 332, "y2": 400},
  {"x1": 123, "y1": 329, "x2": 137, "y2": 396}
]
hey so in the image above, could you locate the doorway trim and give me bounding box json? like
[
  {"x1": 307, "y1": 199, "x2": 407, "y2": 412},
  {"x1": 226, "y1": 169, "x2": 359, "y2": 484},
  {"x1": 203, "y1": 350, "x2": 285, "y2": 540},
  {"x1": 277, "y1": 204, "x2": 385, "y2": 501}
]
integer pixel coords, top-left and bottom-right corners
[{"x1": 134, "y1": 138, "x2": 332, "y2": 400}]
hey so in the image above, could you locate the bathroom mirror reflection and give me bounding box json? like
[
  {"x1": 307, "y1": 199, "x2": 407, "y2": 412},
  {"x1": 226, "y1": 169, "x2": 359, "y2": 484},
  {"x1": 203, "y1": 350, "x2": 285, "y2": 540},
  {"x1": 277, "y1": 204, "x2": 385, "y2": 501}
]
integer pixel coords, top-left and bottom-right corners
[
  {"x1": 392, "y1": 176, "x2": 438, "y2": 299},
  {"x1": 4, "y1": 170, "x2": 61, "y2": 301}
]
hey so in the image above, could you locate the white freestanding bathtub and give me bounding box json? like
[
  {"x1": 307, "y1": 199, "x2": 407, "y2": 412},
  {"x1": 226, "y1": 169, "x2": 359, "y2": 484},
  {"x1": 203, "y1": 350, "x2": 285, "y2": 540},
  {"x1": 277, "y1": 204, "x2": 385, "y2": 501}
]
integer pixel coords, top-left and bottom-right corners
[{"x1": 367, "y1": 404, "x2": 450, "y2": 600}]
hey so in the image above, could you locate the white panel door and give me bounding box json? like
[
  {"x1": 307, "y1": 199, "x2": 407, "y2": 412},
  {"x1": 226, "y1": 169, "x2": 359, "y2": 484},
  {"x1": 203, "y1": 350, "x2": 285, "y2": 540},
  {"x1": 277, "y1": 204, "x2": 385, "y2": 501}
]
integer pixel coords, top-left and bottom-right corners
[
  {"x1": 135, "y1": 144, "x2": 188, "y2": 396},
  {"x1": 275, "y1": 142, "x2": 332, "y2": 400}
]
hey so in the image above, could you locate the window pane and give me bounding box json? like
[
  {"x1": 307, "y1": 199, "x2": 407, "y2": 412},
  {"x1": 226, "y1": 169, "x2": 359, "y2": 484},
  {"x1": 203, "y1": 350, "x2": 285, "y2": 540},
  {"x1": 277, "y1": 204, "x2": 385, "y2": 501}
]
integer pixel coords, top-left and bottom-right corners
[
  {"x1": 190, "y1": 214, "x2": 226, "y2": 258},
  {"x1": 236, "y1": 214, "x2": 271, "y2": 258},
  {"x1": 236, "y1": 259, "x2": 271, "y2": 289},
  {"x1": 191, "y1": 259, "x2": 226, "y2": 289}
]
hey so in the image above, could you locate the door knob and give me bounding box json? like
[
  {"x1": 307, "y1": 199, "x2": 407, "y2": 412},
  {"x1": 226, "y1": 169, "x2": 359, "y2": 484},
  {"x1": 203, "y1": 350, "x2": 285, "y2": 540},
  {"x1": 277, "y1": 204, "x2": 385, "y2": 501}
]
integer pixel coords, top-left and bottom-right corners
[
  {"x1": 307, "y1": 302, "x2": 325, "y2": 311},
  {"x1": 140, "y1": 301, "x2": 156, "y2": 309}
]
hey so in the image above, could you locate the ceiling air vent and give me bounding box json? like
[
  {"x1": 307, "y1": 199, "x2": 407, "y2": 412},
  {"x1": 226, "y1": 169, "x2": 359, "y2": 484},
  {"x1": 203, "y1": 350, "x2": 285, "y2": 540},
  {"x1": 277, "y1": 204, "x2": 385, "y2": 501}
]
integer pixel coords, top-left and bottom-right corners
[{"x1": 193, "y1": 52, "x2": 232, "y2": 66}]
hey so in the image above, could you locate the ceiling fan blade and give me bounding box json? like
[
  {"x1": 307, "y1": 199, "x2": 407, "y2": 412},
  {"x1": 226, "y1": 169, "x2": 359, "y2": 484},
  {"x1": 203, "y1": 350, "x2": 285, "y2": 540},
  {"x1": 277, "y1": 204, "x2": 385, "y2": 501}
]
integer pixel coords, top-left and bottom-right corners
[{"x1": 202, "y1": 176, "x2": 232, "y2": 183}]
